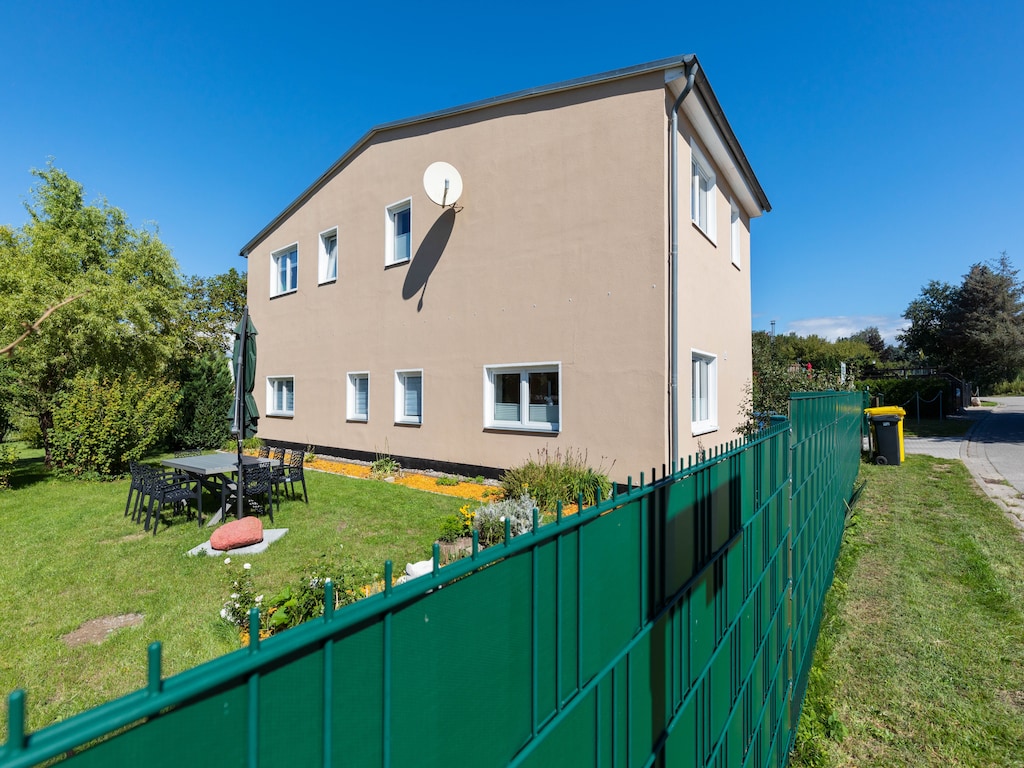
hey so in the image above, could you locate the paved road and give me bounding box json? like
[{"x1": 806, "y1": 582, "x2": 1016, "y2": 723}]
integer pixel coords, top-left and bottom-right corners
[{"x1": 904, "y1": 397, "x2": 1024, "y2": 531}]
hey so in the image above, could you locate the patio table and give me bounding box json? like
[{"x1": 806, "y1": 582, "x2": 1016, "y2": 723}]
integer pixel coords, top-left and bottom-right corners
[{"x1": 161, "y1": 453, "x2": 278, "y2": 526}]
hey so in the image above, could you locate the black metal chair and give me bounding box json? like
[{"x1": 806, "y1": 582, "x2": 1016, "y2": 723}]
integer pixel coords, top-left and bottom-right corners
[
  {"x1": 226, "y1": 463, "x2": 275, "y2": 523},
  {"x1": 124, "y1": 462, "x2": 149, "y2": 519},
  {"x1": 143, "y1": 471, "x2": 202, "y2": 533},
  {"x1": 282, "y1": 450, "x2": 308, "y2": 503},
  {"x1": 258, "y1": 444, "x2": 270, "y2": 459}
]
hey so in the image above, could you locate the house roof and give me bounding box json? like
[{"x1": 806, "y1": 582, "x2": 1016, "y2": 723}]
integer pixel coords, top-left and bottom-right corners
[{"x1": 240, "y1": 54, "x2": 771, "y2": 257}]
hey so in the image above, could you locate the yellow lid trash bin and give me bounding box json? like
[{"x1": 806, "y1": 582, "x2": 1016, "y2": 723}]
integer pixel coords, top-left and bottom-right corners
[{"x1": 865, "y1": 406, "x2": 906, "y2": 464}]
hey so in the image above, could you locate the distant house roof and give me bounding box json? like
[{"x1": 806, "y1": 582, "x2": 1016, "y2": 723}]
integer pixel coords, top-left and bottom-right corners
[{"x1": 240, "y1": 54, "x2": 770, "y2": 257}]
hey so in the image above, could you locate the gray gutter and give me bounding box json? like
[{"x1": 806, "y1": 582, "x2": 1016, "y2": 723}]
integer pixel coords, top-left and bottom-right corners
[
  {"x1": 239, "y1": 54, "x2": 769, "y2": 257},
  {"x1": 668, "y1": 58, "x2": 699, "y2": 472}
]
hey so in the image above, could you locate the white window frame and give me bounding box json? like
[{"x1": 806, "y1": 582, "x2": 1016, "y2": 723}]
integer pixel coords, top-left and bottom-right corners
[
  {"x1": 394, "y1": 369, "x2": 423, "y2": 425},
  {"x1": 483, "y1": 363, "x2": 561, "y2": 433},
  {"x1": 385, "y1": 199, "x2": 412, "y2": 266},
  {"x1": 730, "y1": 200, "x2": 741, "y2": 269},
  {"x1": 690, "y1": 140, "x2": 717, "y2": 243},
  {"x1": 270, "y1": 244, "x2": 298, "y2": 297},
  {"x1": 267, "y1": 376, "x2": 295, "y2": 417},
  {"x1": 347, "y1": 372, "x2": 369, "y2": 422},
  {"x1": 691, "y1": 350, "x2": 718, "y2": 436},
  {"x1": 319, "y1": 227, "x2": 338, "y2": 284}
]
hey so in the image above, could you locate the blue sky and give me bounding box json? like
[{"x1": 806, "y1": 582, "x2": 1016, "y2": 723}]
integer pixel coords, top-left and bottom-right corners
[{"x1": 3, "y1": 1, "x2": 1021, "y2": 344}]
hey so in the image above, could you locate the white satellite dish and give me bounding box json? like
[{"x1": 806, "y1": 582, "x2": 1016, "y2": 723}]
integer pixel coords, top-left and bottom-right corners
[{"x1": 423, "y1": 161, "x2": 463, "y2": 208}]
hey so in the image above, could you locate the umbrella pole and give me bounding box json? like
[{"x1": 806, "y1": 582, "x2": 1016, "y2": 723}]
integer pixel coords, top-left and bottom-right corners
[{"x1": 233, "y1": 307, "x2": 249, "y2": 521}]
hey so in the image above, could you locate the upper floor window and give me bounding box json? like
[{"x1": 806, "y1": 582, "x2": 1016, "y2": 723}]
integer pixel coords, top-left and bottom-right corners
[
  {"x1": 271, "y1": 245, "x2": 298, "y2": 296},
  {"x1": 268, "y1": 376, "x2": 295, "y2": 417},
  {"x1": 319, "y1": 228, "x2": 338, "y2": 284},
  {"x1": 395, "y1": 369, "x2": 422, "y2": 424},
  {"x1": 690, "y1": 141, "x2": 717, "y2": 242},
  {"x1": 385, "y1": 200, "x2": 411, "y2": 266},
  {"x1": 484, "y1": 364, "x2": 560, "y2": 432},
  {"x1": 691, "y1": 350, "x2": 717, "y2": 435},
  {"x1": 730, "y1": 201, "x2": 742, "y2": 269}
]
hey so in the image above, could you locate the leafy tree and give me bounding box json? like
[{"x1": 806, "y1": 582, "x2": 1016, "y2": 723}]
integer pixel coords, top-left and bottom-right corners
[
  {"x1": 180, "y1": 267, "x2": 247, "y2": 356},
  {"x1": 0, "y1": 163, "x2": 184, "y2": 465},
  {"x1": 848, "y1": 326, "x2": 885, "y2": 357},
  {"x1": 900, "y1": 253, "x2": 1024, "y2": 389},
  {"x1": 170, "y1": 352, "x2": 234, "y2": 450},
  {"x1": 738, "y1": 331, "x2": 844, "y2": 435}
]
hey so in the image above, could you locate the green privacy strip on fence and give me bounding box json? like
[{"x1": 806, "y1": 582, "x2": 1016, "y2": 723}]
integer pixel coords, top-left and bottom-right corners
[{"x1": 1, "y1": 393, "x2": 864, "y2": 768}]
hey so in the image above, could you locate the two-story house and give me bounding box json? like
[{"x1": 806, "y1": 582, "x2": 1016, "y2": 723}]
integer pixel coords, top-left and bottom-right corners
[{"x1": 239, "y1": 54, "x2": 770, "y2": 483}]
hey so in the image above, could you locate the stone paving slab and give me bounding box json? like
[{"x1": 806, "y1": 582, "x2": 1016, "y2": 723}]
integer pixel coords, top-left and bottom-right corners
[{"x1": 187, "y1": 528, "x2": 289, "y2": 557}]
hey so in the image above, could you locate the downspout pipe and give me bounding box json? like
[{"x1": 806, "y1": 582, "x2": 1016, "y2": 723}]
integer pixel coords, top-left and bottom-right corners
[{"x1": 669, "y1": 59, "x2": 698, "y2": 472}]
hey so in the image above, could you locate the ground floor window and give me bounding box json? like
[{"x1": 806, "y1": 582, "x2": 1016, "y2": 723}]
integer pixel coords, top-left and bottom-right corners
[
  {"x1": 485, "y1": 363, "x2": 560, "y2": 432},
  {"x1": 267, "y1": 376, "x2": 294, "y2": 417},
  {"x1": 691, "y1": 351, "x2": 717, "y2": 435},
  {"x1": 395, "y1": 370, "x2": 422, "y2": 424},
  {"x1": 347, "y1": 372, "x2": 368, "y2": 421}
]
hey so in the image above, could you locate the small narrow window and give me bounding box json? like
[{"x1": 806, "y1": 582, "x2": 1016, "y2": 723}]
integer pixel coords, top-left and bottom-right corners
[
  {"x1": 385, "y1": 200, "x2": 412, "y2": 265},
  {"x1": 690, "y1": 141, "x2": 717, "y2": 242},
  {"x1": 730, "y1": 202, "x2": 741, "y2": 269},
  {"x1": 319, "y1": 228, "x2": 338, "y2": 284},
  {"x1": 347, "y1": 372, "x2": 368, "y2": 421},
  {"x1": 267, "y1": 376, "x2": 295, "y2": 417},
  {"x1": 691, "y1": 351, "x2": 717, "y2": 435},
  {"x1": 395, "y1": 370, "x2": 422, "y2": 424},
  {"x1": 271, "y1": 246, "x2": 298, "y2": 296}
]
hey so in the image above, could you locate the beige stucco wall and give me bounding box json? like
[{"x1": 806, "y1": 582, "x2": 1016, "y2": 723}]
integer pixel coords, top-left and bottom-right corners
[
  {"x1": 244, "y1": 69, "x2": 756, "y2": 482},
  {"x1": 247, "y1": 73, "x2": 673, "y2": 482},
  {"x1": 675, "y1": 119, "x2": 754, "y2": 460}
]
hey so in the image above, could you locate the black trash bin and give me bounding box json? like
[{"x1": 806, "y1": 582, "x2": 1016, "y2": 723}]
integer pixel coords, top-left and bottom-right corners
[{"x1": 871, "y1": 415, "x2": 902, "y2": 465}]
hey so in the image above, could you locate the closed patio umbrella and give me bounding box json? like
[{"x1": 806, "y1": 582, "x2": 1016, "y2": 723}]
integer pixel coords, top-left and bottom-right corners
[{"x1": 230, "y1": 306, "x2": 259, "y2": 519}]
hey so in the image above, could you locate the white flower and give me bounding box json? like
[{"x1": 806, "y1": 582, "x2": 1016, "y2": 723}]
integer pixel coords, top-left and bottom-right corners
[
  {"x1": 500, "y1": 516, "x2": 506, "y2": 522},
  {"x1": 243, "y1": 563, "x2": 251, "y2": 570},
  {"x1": 224, "y1": 557, "x2": 231, "y2": 564},
  {"x1": 231, "y1": 593, "x2": 239, "y2": 599},
  {"x1": 220, "y1": 608, "x2": 228, "y2": 619},
  {"x1": 325, "y1": 577, "x2": 332, "y2": 584},
  {"x1": 255, "y1": 595, "x2": 263, "y2": 603}
]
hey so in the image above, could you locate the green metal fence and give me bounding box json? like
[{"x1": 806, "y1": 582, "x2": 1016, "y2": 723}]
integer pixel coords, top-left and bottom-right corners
[{"x1": 1, "y1": 391, "x2": 865, "y2": 768}]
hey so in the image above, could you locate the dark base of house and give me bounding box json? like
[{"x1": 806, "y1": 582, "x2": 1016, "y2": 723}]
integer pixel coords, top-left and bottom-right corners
[{"x1": 263, "y1": 440, "x2": 505, "y2": 482}]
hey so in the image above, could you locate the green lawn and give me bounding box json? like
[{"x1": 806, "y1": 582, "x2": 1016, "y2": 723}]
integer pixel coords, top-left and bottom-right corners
[
  {"x1": 792, "y1": 456, "x2": 1024, "y2": 767},
  {"x1": 0, "y1": 448, "x2": 464, "y2": 738}
]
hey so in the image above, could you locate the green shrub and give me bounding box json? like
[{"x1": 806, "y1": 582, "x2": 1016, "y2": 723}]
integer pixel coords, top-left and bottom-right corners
[
  {"x1": 472, "y1": 493, "x2": 537, "y2": 546},
  {"x1": 435, "y1": 475, "x2": 459, "y2": 487},
  {"x1": 500, "y1": 446, "x2": 612, "y2": 512},
  {"x1": 50, "y1": 371, "x2": 180, "y2": 478},
  {"x1": 437, "y1": 514, "x2": 462, "y2": 542},
  {"x1": 861, "y1": 376, "x2": 956, "y2": 418},
  {"x1": 0, "y1": 443, "x2": 18, "y2": 489},
  {"x1": 17, "y1": 415, "x2": 43, "y2": 449},
  {"x1": 221, "y1": 556, "x2": 380, "y2": 644},
  {"x1": 370, "y1": 449, "x2": 400, "y2": 479},
  {"x1": 170, "y1": 353, "x2": 233, "y2": 450}
]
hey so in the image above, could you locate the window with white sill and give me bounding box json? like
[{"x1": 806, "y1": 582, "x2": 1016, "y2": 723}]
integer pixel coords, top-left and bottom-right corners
[
  {"x1": 347, "y1": 372, "x2": 368, "y2": 421},
  {"x1": 271, "y1": 245, "x2": 298, "y2": 296},
  {"x1": 690, "y1": 141, "x2": 717, "y2": 242},
  {"x1": 484, "y1": 364, "x2": 560, "y2": 432},
  {"x1": 267, "y1": 376, "x2": 295, "y2": 417},
  {"x1": 395, "y1": 370, "x2": 422, "y2": 424},
  {"x1": 691, "y1": 351, "x2": 717, "y2": 435},
  {"x1": 319, "y1": 228, "x2": 338, "y2": 284}
]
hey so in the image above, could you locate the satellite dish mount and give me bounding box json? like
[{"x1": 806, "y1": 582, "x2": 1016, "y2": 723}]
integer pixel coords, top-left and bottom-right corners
[{"x1": 423, "y1": 162, "x2": 464, "y2": 211}]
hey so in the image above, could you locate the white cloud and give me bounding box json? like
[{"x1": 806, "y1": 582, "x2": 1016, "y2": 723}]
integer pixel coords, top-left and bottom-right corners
[{"x1": 782, "y1": 315, "x2": 908, "y2": 345}]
